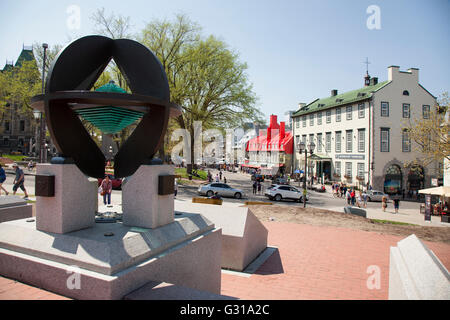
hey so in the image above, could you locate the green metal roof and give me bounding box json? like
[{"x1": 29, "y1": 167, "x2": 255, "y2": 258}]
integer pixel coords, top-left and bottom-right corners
[
  {"x1": 293, "y1": 80, "x2": 391, "y2": 117},
  {"x1": 75, "y1": 81, "x2": 144, "y2": 134},
  {"x1": 14, "y1": 48, "x2": 35, "y2": 68}
]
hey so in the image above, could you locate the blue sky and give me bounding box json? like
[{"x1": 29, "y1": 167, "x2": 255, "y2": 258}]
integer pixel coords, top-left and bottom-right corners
[{"x1": 1, "y1": 0, "x2": 449, "y2": 123}]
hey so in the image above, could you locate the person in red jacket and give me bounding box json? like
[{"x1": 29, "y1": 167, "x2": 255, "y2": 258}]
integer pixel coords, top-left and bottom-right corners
[{"x1": 100, "y1": 175, "x2": 112, "y2": 205}]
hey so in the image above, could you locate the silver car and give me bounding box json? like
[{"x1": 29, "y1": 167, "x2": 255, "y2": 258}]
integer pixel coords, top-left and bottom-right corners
[
  {"x1": 198, "y1": 183, "x2": 245, "y2": 199},
  {"x1": 367, "y1": 190, "x2": 389, "y2": 202}
]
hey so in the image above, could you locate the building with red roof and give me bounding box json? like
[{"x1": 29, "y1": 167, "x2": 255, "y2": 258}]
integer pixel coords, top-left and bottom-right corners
[{"x1": 243, "y1": 115, "x2": 293, "y2": 175}]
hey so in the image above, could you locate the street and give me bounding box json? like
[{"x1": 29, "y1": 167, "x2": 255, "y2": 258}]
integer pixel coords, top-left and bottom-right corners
[{"x1": 1, "y1": 168, "x2": 447, "y2": 227}]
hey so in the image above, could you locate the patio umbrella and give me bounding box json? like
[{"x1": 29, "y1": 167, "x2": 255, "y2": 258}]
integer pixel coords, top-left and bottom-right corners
[{"x1": 418, "y1": 186, "x2": 450, "y2": 197}]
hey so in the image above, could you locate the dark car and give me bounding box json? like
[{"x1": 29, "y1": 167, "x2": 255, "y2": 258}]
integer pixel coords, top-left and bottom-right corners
[{"x1": 98, "y1": 174, "x2": 122, "y2": 190}]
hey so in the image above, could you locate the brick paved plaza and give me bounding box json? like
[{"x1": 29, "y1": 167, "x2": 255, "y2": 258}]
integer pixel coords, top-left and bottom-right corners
[{"x1": 1, "y1": 219, "x2": 449, "y2": 300}]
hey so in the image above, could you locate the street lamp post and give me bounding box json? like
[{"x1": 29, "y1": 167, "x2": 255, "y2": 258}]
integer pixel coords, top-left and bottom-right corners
[
  {"x1": 297, "y1": 141, "x2": 315, "y2": 208},
  {"x1": 39, "y1": 43, "x2": 48, "y2": 163}
]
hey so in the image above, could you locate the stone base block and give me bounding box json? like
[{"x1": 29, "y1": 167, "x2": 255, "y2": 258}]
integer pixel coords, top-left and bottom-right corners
[
  {"x1": 175, "y1": 202, "x2": 268, "y2": 271},
  {"x1": 0, "y1": 213, "x2": 222, "y2": 299},
  {"x1": 389, "y1": 234, "x2": 450, "y2": 300},
  {"x1": 124, "y1": 281, "x2": 237, "y2": 300},
  {"x1": 122, "y1": 165, "x2": 174, "y2": 229},
  {"x1": 35, "y1": 164, "x2": 96, "y2": 234},
  {"x1": 343, "y1": 206, "x2": 367, "y2": 218},
  {"x1": 0, "y1": 196, "x2": 32, "y2": 223}
]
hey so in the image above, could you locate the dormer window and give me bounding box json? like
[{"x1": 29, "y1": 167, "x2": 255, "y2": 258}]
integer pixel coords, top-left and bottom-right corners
[{"x1": 403, "y1": 90, "x2": 409, "y2": 96}]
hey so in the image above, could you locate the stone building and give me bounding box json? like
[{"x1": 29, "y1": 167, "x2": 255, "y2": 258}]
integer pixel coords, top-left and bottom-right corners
[
  {"x1": 292, "y1": 66, "x2": 440, "y2": 194},
  {"x1": 0, "y1": 46, "x2": 39, "y2": 155}
]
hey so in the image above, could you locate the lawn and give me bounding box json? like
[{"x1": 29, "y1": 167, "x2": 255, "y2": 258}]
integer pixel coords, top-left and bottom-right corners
[
  {"x1": 175, "y1": 167, "x2": 208, "y2": 180},
  {"x1": 1, "y1": 154, "x2": 26, "y2": 162}
]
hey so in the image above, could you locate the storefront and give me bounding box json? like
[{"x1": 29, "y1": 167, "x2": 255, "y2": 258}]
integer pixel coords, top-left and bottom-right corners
[{"x1": 384, "y1": 164, "x2": 403, "y2": 195}]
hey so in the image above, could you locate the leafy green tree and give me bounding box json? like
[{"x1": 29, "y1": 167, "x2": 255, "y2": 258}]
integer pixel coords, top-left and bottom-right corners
[
  {"x1": 139, "y1": 14, "x2": 263, "y2": 167},
  {"x1": 403, "y1": 92, "x2": 449, "y2": 175}
]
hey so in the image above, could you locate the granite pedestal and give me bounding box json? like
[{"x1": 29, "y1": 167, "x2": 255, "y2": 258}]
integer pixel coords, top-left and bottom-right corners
[
  {"x1": 389, "y1": 234, "x2": 450, "y2": 300},
  {"x1": 175, "y1": 202, "x2": 268, "y2": 271},
  {"x1": 122, "y1": 164, "x2": 174, "y2": 229},
  {"x1": 0, "y1": 196, "x2": 32, "y2": 223},
  {"x1": 0, "y1": 213, "x2": 222, "y2": 299},
  {"x1": 35, "y1": 164, "x2": 96, "y2": 234}
]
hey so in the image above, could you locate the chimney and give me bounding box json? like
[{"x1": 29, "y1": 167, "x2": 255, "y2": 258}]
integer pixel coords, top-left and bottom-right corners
[
  {"x1": 298, "y1": 102, "x2": 306, "y2": 109},
  {"x1": 407, "y1": 68, "x2": 419, "y2": 82},
  {"x1": 388, "y1": 65, "x2": 400, "y2": 81},
  {"x1": 331, "y1": 89, "x2": 338, "y2": 96},
  {"x1": 280, "y1": 122, "x2": 285, "y2": 140},
  {"x1": 369, "y1": 77, "x2": 378, "y2": 85},
  {"x1": 269, "y1": 115, "x2": 278, "y2": 129}
]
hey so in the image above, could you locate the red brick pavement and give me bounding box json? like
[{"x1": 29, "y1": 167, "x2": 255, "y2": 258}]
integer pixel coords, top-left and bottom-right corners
[
  {"x1": 0, "y1": 221, "x2": 449, "y2": 300},
  {"x1": 221, "y1": 221, "x2": 450, "y2": 300}
]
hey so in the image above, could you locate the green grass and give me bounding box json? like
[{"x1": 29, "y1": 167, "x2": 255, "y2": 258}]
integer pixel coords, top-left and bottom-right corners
[
  {"x1": 1, "y1": 154, "x2": 26, "y2": 162},
  {"x1": 175, "y1": 167, "x2": 208, "y2": 180},
  {"x1": 370, "y1": 219, "x2": 418, "y2": 226}
]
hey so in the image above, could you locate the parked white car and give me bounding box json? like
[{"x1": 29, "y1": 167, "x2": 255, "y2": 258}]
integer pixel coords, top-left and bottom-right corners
[
  {"x1": 265, "y1": 184, "x2": 309, "y2": 202},
  {"x1": 366, "y1": 190, "x2": 389, "y2": 202},
  {"x1": 198, "y1": 183, "x2": 245, "y2": 199}
]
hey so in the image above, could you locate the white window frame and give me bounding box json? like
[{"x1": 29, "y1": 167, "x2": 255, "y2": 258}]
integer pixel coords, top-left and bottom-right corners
[
  {"x1": 336, "y1": 107, "x2": 341, "y2": 122},
  {"x1": 358, "y1": 129, "x2": 365, "y2": 153},
  {"x1": 346, "y1": 105, "x2": 352, "y2": 120},
  {"x1": 335, "y1": 161, "x2": 341, "y2": 176},
  {"x1": 345, "y1": 162, "x2": 352, "y2": 177},
  {"x1": 380, "y1": 128, "x2": 390, "y2": 152},
  {"x1": 326, "y1": 110, "x2": 331, "y2": 123},
  {"x1": 309, "y1": 114, "x2": 314, "y2": 126},
  {"x1": 335, "y1": 131, "x2": 341, "y2": 153},
  {"x1": 326, "y1": 132, "x2": 331, "y2": 152},
  {"x1": 422, "y1": 105, "x2": 430, "y2": 119},
  {"x1": 358, "y1": 103, "x2": 365, "y2": 118},
  {"x1": 402, "y1": 103, "x2": 410, "y2": 118},
  {"x1": 317, "y1": 133, "x2": 322, "y2": 152},
  {"x1": 381, "y1": 101, "x2": 389, "y2": 117},
  {"x1": 402, "y1": 130, "x2": 411, "y2": 152},
  {"x1": 317, "y1": 112, "x2": 322, "y2": 125},
  {"x1": 346, "y1": 130, "x2": 352, "y2": 153},
  {"x1": 357, "y1": 163, "x2": 365, "y2": 178}
]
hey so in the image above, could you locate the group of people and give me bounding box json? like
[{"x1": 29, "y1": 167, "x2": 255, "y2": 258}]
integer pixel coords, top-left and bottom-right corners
[
  {"x1": 252, "y1": 180, "x2": 263, "y2": 195},
  {"x1": 208, "y1": 169, "x2": 227, "y2": 184},
  {"x1": 0, "y1": 163, "x2": 30, "y2": 199}
]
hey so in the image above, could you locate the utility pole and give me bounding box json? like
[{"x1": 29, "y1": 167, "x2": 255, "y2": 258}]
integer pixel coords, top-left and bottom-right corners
[{"x1": 39, "y1": 43, "x2": 48, "y2": 163}]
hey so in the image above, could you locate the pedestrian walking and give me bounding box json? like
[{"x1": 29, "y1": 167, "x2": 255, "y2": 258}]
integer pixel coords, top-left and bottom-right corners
[
  {"x1": 346, "y1": 189, "x2": 351, "y2": 205},
  {"x1": 215, "y1": 174, "x2": 219, "y2": 182},
  {"x1": 393, "y1": 198, "x2": 400, "y2": 214},
  {"x1": 0, "y1": 164, "x2": 9, "y2": 195},
  {"x1": 219, "y1": 170, "x2": 222, "y2": 181},
  {"x1": 381, "y1": 195, "x2": 388, "y2": 212},
  {"x1": 351, "y1": 189, "x2": 356, "y2": 206},
  {"x1": 223, "y1": 176, "x2": 227, "y2": 184},
  {"x1": 362, "y1": 191, "x2": 368, "y2": 208},
  {"x1": 12, "y1": 163, "x2": 28, "y2": 199},
  {"x1": 257, "y1": 181, "x2": 262, "y2": 195},
  {"x1": 100, "y1": 175, "x2": 112, "y2": 205},
  {"x1": 357, "y1": 192, "x2": 362, "y2": 208}
]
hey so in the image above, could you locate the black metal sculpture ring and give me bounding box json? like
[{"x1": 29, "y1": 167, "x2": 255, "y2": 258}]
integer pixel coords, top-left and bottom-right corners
[{"x1": 31, "y1": 35, "x2": 181, "y2": 178}]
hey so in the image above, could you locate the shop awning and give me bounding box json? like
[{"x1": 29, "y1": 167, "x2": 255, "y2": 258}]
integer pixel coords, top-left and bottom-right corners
[{"x1": 418, "y1": 186, "x2": 450, "y2": 197}]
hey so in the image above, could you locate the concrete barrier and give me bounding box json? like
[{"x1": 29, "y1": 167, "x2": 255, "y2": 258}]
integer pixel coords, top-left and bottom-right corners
[
  {"x1": 389, "y1": 234, "x2": 450, "y2": 300},
  {"x1": 192, "y1": 197, "x2": 223, "y2": 205},
  {"x1": 244, "y1": 201, "x2": 273, "y2": 205}
]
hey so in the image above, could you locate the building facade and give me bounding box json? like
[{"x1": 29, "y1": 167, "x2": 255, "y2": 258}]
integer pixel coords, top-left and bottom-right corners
[
  {"x1": 245, "y1": 115, "x2": 293, "y2": 175},
  {"x1": 0, "y1": 47, "x2": 39, "y2": 156},
  {"x1": 292, "y1": 66, "x2": 440, "y2": 194}
]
